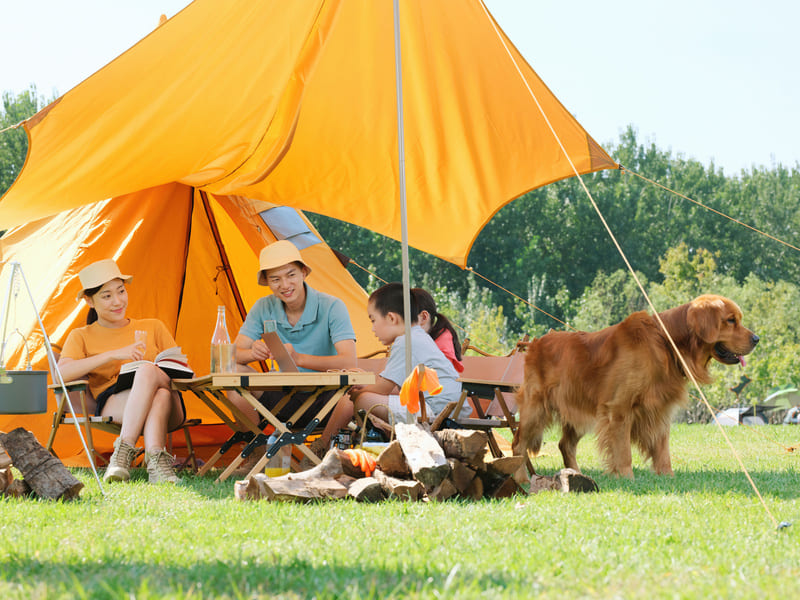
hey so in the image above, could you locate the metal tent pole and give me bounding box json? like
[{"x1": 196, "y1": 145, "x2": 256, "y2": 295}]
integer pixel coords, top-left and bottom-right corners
[{"x1": 393, "y1": 0, "x2": 413, "y2": 377}]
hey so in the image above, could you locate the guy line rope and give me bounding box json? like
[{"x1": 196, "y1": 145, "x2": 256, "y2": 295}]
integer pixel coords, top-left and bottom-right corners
[{"x1": 480, "y1": 0, "x2": 789, "y2": 531}]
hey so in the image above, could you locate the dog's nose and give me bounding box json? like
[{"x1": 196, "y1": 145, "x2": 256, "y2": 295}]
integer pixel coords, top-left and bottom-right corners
[{"x1": 751, "y1": 334, "x2": 760, "y2": 346}]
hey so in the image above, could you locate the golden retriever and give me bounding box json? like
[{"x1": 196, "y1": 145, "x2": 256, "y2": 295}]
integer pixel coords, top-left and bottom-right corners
[{"x1": 512, "y1": 295, "x2": 759, "y2": 477}]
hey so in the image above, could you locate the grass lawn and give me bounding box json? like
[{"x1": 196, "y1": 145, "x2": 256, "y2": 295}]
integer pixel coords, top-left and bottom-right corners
[{"x1": 1, "y1": 424, "x2": 798, "y2": 599}]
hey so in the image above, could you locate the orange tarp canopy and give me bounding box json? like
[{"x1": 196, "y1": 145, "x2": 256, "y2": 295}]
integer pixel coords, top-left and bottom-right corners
[{"x1": 0, "y1": 0, "x2": 616, "y2": 267}]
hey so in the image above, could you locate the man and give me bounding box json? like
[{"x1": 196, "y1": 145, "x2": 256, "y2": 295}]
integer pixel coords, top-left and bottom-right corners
[{"x1": 229, "y1": 240, "x2": 357, "y2": 431}]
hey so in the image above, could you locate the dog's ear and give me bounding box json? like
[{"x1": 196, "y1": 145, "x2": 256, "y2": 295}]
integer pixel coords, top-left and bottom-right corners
[{"x1": 687, "y1": 296, "x2": 724, "y2": 344}]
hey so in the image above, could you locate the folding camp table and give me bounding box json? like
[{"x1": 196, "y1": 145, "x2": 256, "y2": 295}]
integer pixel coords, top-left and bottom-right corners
[{"x1": 172, "y1": 371, "x2": 375, "y2": 482}]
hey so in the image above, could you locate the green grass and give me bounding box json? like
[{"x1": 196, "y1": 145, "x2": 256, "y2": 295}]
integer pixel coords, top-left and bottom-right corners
[{"x1": 1, "y1": 424, "x2": 799, "y2": 599}]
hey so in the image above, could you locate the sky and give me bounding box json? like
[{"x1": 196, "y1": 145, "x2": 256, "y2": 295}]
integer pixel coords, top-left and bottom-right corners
[{"x1": 1, "y1": 0, "x2": 797, "y2": 175}]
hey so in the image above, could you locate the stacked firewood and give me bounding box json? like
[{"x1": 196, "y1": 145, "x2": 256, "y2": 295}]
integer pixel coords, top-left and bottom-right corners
[
  {"x1": 235, "y1": 423, "x2": 598, "y2": 502},
  {"x1": 0, "y1": 428, "x2": 84, "y2": 500}
]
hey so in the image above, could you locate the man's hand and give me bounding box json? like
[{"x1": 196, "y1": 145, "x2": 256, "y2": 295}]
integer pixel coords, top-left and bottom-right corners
[{"x1": 249, "y1": 338, "x2": 272, "y2": 362}]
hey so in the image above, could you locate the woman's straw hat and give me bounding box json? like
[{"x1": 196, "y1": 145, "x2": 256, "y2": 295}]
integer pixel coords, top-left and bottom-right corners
[
  {"x1": 76, "y1": 259, "x2": 133, "y2": 301},
  {"x1": 257, "y1": 240, "x2": 311, "y2": 285}
]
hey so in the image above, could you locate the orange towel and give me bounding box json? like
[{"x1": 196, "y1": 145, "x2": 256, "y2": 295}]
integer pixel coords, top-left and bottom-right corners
[{"x1": 399, "y1": 365, "x2": 443, "y2": 414}]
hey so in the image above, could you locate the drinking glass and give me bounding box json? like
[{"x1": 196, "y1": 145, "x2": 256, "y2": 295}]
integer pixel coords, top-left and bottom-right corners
[{"x1": 134, "y1": 330, "x2": 147, "y2": 352}]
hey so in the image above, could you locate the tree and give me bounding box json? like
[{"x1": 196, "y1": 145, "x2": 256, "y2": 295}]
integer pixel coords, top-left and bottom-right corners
[{"x1": 0, "y1": 87, "x2": 43, "y2": 196}]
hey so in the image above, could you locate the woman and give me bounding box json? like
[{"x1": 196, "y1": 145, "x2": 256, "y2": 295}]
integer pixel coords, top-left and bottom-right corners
[{"x1": 57, "y1": 259, "x2": 185, "y2": 484}]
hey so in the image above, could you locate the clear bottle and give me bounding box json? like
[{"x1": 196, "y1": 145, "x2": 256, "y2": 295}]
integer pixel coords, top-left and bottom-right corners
[
  {"x1": 210, "y1": 305, "x2": 231, "y2": 373},
  {"x1": 264, "y1": 433, "x2": 291, "y2": 477}
]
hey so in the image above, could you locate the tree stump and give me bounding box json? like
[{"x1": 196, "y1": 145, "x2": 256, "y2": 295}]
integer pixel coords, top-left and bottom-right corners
[{"x1": 0, "y1": 428, "x2": 83, "y2": 500}]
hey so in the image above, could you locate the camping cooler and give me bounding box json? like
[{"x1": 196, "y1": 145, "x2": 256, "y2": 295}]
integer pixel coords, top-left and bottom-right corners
[{"x1": 0, "y1": 370, "x2": 48, "y2": 414}]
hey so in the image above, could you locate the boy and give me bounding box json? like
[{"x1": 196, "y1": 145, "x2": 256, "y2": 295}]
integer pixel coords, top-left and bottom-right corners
[{"x1": 324, "y1": 283, "x2": 465, "y2": 439}]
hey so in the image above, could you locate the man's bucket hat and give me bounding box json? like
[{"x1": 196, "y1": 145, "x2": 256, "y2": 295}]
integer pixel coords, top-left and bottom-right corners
[
  {"x1": 257, "y1": 240, "x2": 311, "y2": 285},
  {"x1": 76, "y1": 259, "x2": 133, "y2": 301}
]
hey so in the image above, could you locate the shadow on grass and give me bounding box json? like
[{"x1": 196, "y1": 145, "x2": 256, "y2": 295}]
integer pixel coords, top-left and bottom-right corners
[
  {"x1": 576, "y1": 467, "x2": 800, "y2": 499},
  {"x1": 0, "y1": 556, "x2": 515, "y2": 599}
]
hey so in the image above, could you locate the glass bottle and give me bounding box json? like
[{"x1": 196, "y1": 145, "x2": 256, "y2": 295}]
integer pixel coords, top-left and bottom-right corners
[{"x1": 210, "y1": 305, "x2": 231, "y2": 373}]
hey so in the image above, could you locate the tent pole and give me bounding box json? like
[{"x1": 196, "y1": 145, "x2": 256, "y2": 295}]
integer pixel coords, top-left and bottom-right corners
[
  {"x1": 5, "y1": 262, "x2": 105, "y2": 495},
  {"x1": 393, "y1": 0, "x2": 412, "y2": 377},
  {"x1": 199, "y1": 190, "x2": 249, "y2": 322}
]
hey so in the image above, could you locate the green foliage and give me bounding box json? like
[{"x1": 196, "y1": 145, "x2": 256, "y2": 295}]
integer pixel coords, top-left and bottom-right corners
[
  {"x1": 423, "y1": 276, "x2": 511, "y2": 355},
  {"x1": 0, "y1": 87, "x2": 43, "y2": 196},
  {"x1": 311, "y1": 126, "x2": 800, "y2": 339},
  {"x1": 569, "y1": 269, "x2": 649, "y2": 330}
]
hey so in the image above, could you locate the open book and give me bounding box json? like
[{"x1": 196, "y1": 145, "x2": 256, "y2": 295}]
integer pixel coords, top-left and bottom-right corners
[{"x1": 116, "y1": 346, "x2": 194, "y2": 390}]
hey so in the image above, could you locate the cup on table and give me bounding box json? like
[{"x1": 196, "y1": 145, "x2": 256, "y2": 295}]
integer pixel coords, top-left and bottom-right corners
[{"x1": 134, "y1": 330, "x2": 147, "y2": 353}]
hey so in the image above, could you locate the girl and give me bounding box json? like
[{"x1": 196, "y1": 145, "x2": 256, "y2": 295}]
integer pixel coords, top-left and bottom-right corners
[
  {"x1": 57, "y1": 259, "x2": 185, "y2": 484},
  {"x1": 326, "y1": 283, "x2": 467, "y2": 436},
  {"x1": 411, "y1": 288, "x2": 464, "y2": 373}
]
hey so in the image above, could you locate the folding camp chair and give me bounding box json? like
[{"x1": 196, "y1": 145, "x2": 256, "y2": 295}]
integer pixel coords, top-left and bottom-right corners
[
  {"x1": 452, "y1": 337, "x2": 532, "y2": 471},
  {"x1": 46, "y1": 379, "x2": 201, "y2": 472}
]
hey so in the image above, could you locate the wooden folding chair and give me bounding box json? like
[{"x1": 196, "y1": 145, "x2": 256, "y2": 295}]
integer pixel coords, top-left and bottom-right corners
[
  {"x1": 452, "y1": 338, "x2": 533, "y2": 471},
  {"x1": 46, "y1": 380, "x2": 201, "y2": 472}
]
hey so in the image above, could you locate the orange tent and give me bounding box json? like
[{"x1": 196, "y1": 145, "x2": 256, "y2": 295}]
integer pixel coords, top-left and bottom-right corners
[
  {"x1": 0, "y1": 0, "x2": 618, "y2": 462},
  {"x1": 0, "y1": 188, "x2": 381, "y2": 462}
]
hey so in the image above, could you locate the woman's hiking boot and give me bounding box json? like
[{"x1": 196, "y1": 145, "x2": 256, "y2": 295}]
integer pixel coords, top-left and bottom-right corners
[
  {"x1": 145, "y1": 448, "x2": 180, "y2": 484},
  {"x1": 104, "y1": 437, "x2": 138, "y2": 482}
]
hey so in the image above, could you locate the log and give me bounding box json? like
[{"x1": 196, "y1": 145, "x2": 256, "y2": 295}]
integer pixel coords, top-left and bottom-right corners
[
  {"x1": 429, "y1": 401, "x2": 457, "y2": 432},
  {"x1": 0, "y1": 428, "x2": 83, "y2": 500},
  {"x1": 376, "y1": 440, "x2": 411, "y2": 478},
  {"x1": 464, "y1": 474, "x2": 484, "y2": 500},
  {"x1": 234, "y1": 476, "x2": 266, "y2": 500},
  {"x1": 529, "y1": 469, "x2": 599, "y2": 494},
  {"x1": 491, "y1": 477, "x2": 521, "y2": 499},
  {"x1": 0, "y1": 467, "x2": 11, "y2": 494},
  {"x1": 433, "y1": 429, "x2": 488, "y2": 465},
  {"x1": 348, "y1": 477, "x2": 385, "y2": 502},
  {"x1": 5, "y1": 478, "x2": 31, "y2": 498},
  {"x1": 260, "y1": 448, "x2": 361, "y2": 483},
  {"x1": 395, "y1": 423, "x2": 450, "y2": 490},
  {"x1": 0, "y1": 448, "x2": 11, "y2": 469},
  {"x1": 447, "y1": 459, "x2": 476, "y2": 495},
  {"x1": 477, "y1": 468, "x2": 512, "y2": 498},
  {"x1": 485, "y1": 455, "x2": 525, "y2": 477},
  {"x1": 373, "y1": 469, "x2": 423, "y2": 501},
  {"x1": 428, "y1": 476, "x2": 458, "y2": 501},
  {"x1": 236, "y1": 473, "x2": 350, "y2": 502},
  {"x1": 557, "y1": 468, "x2": 599, "y2": 493}
]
